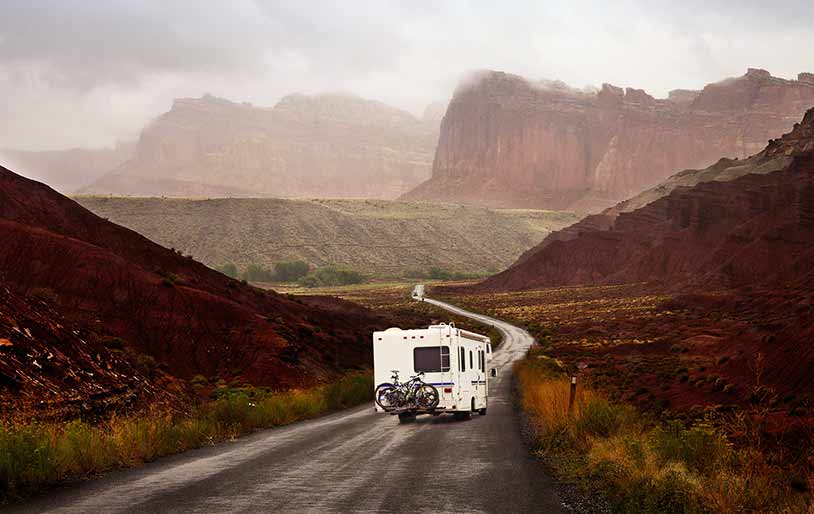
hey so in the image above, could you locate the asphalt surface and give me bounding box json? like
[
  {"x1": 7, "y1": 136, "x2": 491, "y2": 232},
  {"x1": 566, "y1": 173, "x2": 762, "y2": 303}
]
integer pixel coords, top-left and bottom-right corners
[{"x1": 13, "y1": 295, "x2": 564, "y2": 513}]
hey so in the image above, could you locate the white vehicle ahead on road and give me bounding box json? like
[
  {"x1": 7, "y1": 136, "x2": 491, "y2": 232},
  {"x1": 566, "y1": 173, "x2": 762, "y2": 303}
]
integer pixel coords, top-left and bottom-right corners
[{"x1": 373, "y1": 323, "x2": 494, "y2": 422}]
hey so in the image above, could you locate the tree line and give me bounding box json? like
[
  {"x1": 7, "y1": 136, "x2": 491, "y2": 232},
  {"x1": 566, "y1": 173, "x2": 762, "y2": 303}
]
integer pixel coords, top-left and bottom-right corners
[{"x1": 214, "y1": 260, "x2": 363, "y2": 288}]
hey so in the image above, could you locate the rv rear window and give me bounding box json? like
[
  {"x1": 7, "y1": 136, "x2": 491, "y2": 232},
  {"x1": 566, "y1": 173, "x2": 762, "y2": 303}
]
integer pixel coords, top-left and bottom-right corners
[{"x1": 414, "y1": 346, "x2": 451, "y2": 373}]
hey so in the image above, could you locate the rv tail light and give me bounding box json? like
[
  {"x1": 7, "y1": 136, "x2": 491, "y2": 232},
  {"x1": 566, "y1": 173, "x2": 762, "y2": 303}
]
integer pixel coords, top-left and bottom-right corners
[{"x1": 444, "y1": 387, "x2": 453, "y2": 393}]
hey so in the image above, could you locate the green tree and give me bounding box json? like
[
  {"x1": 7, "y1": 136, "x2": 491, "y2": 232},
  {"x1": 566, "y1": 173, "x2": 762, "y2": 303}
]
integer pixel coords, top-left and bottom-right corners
[
  {"x1": 215, "y1": 262, "x2": 239, "y2": 279},
  {"x1": 241, "y1": 263, "x2": 275, "y2": 282},
  {"x1": 298, "y1": 265, "x2": 364, "y2": 288},
  {"x1": 273, "y1": 260, "x2": 309, "y2": 282}
]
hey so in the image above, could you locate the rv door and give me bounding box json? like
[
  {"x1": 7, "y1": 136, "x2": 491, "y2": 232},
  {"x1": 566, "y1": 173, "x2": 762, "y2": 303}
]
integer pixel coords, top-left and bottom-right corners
[{"x1": 456, "y1": 344, "x2": 469, "y2": 410}]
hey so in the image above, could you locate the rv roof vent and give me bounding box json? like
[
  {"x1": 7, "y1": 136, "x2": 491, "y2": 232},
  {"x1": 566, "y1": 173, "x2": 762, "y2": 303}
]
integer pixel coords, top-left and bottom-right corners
[{"x1": 384, "y1": 327, "x2": 403, "y2": 332}]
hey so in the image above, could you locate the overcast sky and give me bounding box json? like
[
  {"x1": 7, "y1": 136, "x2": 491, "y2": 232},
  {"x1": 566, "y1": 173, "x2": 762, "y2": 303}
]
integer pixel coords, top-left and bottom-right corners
[{"x1": 1, "y1": 0, "x2": 813, "y2": 150}]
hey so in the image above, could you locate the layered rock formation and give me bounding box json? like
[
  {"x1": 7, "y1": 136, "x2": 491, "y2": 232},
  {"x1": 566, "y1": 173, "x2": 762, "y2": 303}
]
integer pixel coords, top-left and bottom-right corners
[
  {"x1": 82, "y1": 93, "x2": 440, "y2": 199},
  {"x1": 403, "y1": 69, "x2": 814, "y2": 211},
  {"x1": 479, "y1": 107, "x2": 814, "y2": 291},
  {"x1": 0, "y1": 142, "x2": 134, "y2": 194}
]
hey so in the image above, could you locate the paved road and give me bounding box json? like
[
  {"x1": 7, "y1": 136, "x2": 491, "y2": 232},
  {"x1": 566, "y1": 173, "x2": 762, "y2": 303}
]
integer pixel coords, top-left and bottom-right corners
[{"x1": 14, "y1": 296, "x2": 563, "y2": 513}]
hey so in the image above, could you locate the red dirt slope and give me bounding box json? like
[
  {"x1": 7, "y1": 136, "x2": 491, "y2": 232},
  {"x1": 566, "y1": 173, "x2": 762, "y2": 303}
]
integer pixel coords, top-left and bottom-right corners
[
  {"x1": 0, "y1": 166, "x2": 398, "y2": 410},
  {"x1": 0, "y1": 285, "x2": 185, "y2": 419}
]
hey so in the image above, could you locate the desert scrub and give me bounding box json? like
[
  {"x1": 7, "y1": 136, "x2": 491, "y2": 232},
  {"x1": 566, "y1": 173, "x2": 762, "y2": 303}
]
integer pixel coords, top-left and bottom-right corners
[
  {"x1": 0, "y1": 372, "x2": 373, "y2": 501},
  {"x1": 514, "y1": 348, "x2": 809, "y2": 513}
]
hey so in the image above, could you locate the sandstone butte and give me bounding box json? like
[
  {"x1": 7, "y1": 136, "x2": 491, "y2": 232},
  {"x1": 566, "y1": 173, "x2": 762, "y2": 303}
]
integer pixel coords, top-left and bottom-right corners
[
  {"x1": 403, "y1": 69, "x2": 814, "y2": 212},
  {"x1": 79, "y1": 94, "x2": 442, "y2": 199}
]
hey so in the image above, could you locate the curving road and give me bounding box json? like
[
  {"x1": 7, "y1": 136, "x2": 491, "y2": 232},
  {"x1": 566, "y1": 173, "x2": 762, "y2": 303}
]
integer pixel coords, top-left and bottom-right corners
[{"x1": 13, "y1": 295, "x2": 563, "y2": 514}]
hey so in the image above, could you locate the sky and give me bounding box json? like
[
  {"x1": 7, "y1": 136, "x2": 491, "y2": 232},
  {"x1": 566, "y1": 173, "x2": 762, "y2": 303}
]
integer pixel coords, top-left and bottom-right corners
[{"x1": 1, "y1": 0, "x2": 813, "y2": 150}]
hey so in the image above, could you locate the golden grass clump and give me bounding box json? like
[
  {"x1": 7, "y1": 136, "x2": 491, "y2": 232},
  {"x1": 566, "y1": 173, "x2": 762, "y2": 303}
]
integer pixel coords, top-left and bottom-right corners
[{"x1": 514, "y1": 350, "x2": 810, "y2": 513}]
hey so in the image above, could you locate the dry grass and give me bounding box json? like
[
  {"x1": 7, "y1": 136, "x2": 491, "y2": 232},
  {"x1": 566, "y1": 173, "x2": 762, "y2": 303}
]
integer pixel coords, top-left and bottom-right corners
[
  {"x1": 515, "y1": 350, "x2": 810, "y2": 513},
  {"x1": 0, "y1": 373, "x2": 372, "y2": 501}
]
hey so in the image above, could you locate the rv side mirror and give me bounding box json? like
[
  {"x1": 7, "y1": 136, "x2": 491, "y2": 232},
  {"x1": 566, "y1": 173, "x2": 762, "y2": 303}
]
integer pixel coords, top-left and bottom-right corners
[{"x1": 490, "y1": 368, "x2": 497, "y2": 377}]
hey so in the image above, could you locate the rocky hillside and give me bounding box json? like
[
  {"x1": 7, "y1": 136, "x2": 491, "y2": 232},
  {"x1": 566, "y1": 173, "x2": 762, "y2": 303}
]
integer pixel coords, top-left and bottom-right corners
[
  {"x1": 0, "y1": 142, "x2": 134, "y2": 194},
  {"x1": 478, "y1": 107, "x2": 814, "y2": 291},
  {"x1": 81, "y1": 93, "x2": 440, "y2": 199},
  {"x1": 0, "y1": 166, "x2": 411, "y2": 415},
  {"x1": 403, "y1": 69, "x2": 814, "y2": 211},
  {"x1": 76, "y1": 197, "x2": 578, "y2": 276},
  {"x1": 0, "y1": 284, "x2": 173, "y2": 419}
]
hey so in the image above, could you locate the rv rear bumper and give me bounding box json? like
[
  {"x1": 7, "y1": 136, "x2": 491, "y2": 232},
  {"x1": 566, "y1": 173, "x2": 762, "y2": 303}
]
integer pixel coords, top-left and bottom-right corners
[{"x1": 386, "y1": 406, "x2": 448, "y2": 415}]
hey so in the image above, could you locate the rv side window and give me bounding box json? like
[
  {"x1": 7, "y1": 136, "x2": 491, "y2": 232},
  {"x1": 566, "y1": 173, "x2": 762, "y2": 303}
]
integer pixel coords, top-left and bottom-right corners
[
  {"x1": 479, "y1": 351, "x2": 484, "y2": 371},
  {"x1": 459, "y1": 347, "x2": 465, "y2": 371},
  {"x1": 414, "y1": 346, "x2": 450, "y2": 373},
  {"x1": 469, "y1": 351, "x2": 473, "y2": 369}
]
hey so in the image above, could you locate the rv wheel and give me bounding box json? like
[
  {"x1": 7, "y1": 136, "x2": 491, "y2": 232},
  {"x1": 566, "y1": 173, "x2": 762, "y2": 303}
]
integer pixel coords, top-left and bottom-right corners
[
  {"x1": 478, "y1": 408, "x2": 487, "y2": 416},
  {"x1": 398, "y1": 413, "x2": 416, "y2": 424}
]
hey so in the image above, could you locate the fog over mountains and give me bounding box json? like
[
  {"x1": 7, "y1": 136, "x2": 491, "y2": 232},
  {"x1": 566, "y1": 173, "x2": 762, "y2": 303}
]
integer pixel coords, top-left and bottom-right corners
[
  {"x1": 403, "y1": 69, "x2": 814, "y2": 211},
  {"x1": 80, "y1": 93, "x2": 441, "y2": 199}
]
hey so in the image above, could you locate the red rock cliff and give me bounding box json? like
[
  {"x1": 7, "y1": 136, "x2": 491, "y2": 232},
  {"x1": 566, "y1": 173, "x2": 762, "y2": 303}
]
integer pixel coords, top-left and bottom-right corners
[{"x1": 403, "y1": 69, "x2": 814, "y2": 211}]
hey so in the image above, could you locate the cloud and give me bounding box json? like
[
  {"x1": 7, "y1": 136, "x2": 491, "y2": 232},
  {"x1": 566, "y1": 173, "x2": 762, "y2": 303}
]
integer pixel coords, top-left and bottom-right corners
[{"x1": 1, "y1": 0, "x2": 813, "y2": 149}]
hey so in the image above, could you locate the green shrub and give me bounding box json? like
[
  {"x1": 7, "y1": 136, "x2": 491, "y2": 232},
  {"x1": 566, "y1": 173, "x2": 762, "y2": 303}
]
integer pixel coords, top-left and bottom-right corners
[
  {"x1": 102, "y1": 337, "x2": 126, "y2": 350},
  {"x1": 652, "y1": 421, "x2": 729, "y2": 473},
  {"x1": 272, "y1": 260, "x2": 309, "y2": 282},
  {"x1": 241, "y1": 264, "x2": 275, "y2": 282},
  {"x1": 576, "y1": 397, "x2": 629, "y2": 438},
  {"x1": 215, "y1": 262, "x2": 239, "y2": 279},
  {"x1": 323, "y1": 373, "x2": 374, "y2": 410},
  {"x1": 403, "y1": 267, "x2": 485, "y2": 281},
  {"x1": 298, "y1": 266, "x2": 364, "y2": 288},
  {"x1": 190, "y1": 375, "x2": 208, "y2": 388},
  {"x1": 136, "y1": 354, "x2": 157, "y2": 378}
]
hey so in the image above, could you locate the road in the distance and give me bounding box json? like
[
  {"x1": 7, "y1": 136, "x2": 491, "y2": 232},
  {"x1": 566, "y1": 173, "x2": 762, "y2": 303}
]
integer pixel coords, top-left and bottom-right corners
[{"x1": 14, "y1": 295, "x2": 563, "y2": 514}]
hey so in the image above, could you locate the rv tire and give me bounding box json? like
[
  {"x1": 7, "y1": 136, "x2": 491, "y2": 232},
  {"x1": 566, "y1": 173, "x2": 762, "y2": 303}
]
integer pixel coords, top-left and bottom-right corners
[
  {"x1": 478, "y1": 408, "x2": 487, "y2": 416},
  {"x1": 398, "y1": 412, "x2": 416, "y2": 424}
]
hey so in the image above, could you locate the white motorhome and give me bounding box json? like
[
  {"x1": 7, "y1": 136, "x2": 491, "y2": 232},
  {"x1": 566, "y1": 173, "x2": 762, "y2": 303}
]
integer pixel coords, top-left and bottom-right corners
[{"x1": 373, "y1": 323, "x2": 493, "y2": 421}]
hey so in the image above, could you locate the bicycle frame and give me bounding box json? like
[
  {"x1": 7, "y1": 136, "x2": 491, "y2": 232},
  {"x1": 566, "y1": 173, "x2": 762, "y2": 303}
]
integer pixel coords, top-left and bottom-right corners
[{"x1": 384, "y1": 371, "x2": 426, "y2": 408}]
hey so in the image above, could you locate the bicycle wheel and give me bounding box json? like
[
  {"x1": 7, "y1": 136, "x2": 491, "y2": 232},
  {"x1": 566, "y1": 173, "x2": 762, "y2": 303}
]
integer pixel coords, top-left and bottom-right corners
[
  {"x1": 415, "y1": 384, "x2": 440, "y2": 409},
  {"x1": 374, "y1": 384, "x2": 397, "y2": 410}
]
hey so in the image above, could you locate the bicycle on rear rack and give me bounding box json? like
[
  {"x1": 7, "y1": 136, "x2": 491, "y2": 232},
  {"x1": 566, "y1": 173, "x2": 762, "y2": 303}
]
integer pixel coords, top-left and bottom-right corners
[{"x1": 374, "y1": 370, "x2": 439, "y2": 414}]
